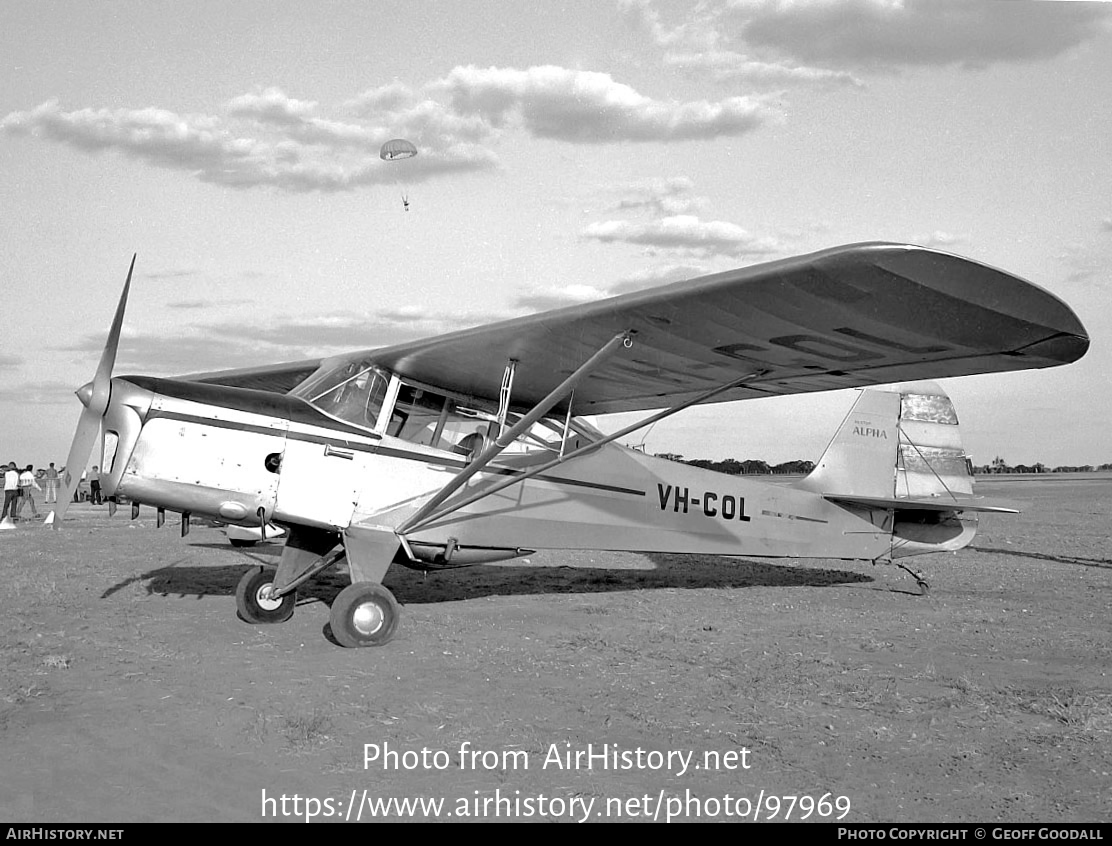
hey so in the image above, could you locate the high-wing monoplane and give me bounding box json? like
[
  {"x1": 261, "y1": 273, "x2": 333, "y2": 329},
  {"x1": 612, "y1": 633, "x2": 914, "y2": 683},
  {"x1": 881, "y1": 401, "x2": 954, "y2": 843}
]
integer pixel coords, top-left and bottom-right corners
[{"x1": 48, "y1": 244, "x2": 1089, "y2": 646}]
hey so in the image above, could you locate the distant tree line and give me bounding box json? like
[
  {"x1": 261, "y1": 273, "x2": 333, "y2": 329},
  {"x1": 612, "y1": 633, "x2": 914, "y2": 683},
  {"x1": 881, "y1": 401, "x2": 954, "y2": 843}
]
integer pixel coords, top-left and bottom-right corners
[
  {"x1": 654, "y1": 454, "x2": 815, "y2": 475},
  {"x1": 974, "y1": 456, "x2": 1112, "y2": 475},
  {"x1": 653, "y1": 452, "x2": 1111, "y2": 476}
]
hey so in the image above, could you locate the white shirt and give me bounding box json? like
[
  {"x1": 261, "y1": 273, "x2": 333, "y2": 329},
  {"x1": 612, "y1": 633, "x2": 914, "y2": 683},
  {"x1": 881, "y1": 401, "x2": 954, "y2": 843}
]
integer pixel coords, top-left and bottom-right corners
[{"x1": 4, "y1": 470, "x2": 18, "y2": 491}]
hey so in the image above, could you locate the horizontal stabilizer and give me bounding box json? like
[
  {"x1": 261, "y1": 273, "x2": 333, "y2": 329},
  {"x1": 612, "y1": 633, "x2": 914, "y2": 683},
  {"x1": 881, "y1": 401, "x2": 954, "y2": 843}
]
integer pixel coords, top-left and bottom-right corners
[{"x1": 823, "y1": 493, "x2": 1023, "y2": 514}]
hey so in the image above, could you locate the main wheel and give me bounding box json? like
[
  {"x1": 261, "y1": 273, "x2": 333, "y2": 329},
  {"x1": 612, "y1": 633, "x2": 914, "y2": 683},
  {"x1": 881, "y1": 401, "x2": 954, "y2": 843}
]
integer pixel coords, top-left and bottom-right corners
[
  {"x1": 230, "y1": 539, "x2": 258, "y2": 548},
  {"x1": 329, "y1": 582, "x2": 400, "y2": 648},
  {"x1": 235, "y1": 566, "x2": 295, "y2": 624}
]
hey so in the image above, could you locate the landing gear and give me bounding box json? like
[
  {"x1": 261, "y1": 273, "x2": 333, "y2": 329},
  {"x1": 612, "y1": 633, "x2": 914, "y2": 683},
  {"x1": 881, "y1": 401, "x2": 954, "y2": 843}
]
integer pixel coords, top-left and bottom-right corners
[
  {"x1": 895, "y1": 561, "x2": 931, "y2": 596},
  {"x1": 236, "y1": 566, "x2": 296, "y2": 624},
  {"x1": 329, "y1": 582, "x2": 400, "y2": 648}
]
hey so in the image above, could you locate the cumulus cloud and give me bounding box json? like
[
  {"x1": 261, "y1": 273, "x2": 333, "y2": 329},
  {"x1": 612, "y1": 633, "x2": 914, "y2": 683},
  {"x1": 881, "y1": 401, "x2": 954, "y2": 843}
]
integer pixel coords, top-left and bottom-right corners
[
  {"x1": 729, "y1": 0, "x2": 1112, "y2": 71},
  {"x1": 225, "y1": 87, "x2": 319, "y2": 125},
  {"x1": 664, "y1": 49, "x2": 862, "y2": 87},
  {"x1": 0, "y1": 92, "x2": 497, "y2": 193},
  {"x1": 431, "y1": 65, "x2": 770, "y2": 142},
  {"x1": 622, "y1": 0, "x2": 861, "y2": 87},
  {"x1": 345, "y1": 82, "x2": 418, "y2": 115},
  {"x1": 583, "y1": 215, "x2": 782, "y2": 258},
  {"x1": 624, "y1": 0, "x2": 1111, "y2": 82},
  {"x1": 3, "y1": 67, "x2": 777, "y2": 190},
  {"x1": 0, "y1": 354, "x2": 23, "y2": 368},
  {"x1": 514, "y1": 262, "x2": 708, "y2": 312},
  {"x1": 515, "y1": 284, "x2": 616, "y2": 312}
]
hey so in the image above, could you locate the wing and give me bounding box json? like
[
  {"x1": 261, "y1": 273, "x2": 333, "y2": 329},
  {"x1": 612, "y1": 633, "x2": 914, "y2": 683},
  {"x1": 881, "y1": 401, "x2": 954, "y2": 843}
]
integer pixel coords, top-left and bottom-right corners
[
  {"x1": 176, "y1": 359, "x2": 322, "y2": 394},
  {"x1": 353, "y1": 242, "x2": 1088, "y2": 414}
]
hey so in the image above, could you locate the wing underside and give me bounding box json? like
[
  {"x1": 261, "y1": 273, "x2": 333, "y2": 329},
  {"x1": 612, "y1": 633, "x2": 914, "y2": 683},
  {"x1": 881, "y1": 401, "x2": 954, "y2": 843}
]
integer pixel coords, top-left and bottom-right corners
[{"x1": 359, "y1": 242, "x2": 1089, "y2": 414}]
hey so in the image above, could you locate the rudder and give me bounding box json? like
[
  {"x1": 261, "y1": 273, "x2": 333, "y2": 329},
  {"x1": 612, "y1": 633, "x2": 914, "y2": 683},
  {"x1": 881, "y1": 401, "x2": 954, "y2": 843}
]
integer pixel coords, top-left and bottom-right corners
[{"x1": 894, "y1": 382, "x2": 972, "y2": 499}]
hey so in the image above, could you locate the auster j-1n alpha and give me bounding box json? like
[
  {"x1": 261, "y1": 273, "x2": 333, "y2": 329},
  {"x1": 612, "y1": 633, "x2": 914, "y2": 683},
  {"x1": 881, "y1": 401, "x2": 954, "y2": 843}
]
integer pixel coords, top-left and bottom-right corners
[{"x1": 50, "y1": 244, "x2": 1089, "y2": 647}]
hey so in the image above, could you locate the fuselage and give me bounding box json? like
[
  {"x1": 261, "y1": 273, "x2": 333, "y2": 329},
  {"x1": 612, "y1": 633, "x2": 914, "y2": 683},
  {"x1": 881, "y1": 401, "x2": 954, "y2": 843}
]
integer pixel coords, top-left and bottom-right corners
[{"x1": 97, "y1": 374, "x2": 974, "y2": 565}]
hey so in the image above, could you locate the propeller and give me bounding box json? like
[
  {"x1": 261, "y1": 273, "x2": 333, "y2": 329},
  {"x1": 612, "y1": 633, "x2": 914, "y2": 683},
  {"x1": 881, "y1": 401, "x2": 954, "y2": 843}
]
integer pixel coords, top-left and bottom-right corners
[{"x1": 46, "y1": 255, "x2": 136, "y2": 527}]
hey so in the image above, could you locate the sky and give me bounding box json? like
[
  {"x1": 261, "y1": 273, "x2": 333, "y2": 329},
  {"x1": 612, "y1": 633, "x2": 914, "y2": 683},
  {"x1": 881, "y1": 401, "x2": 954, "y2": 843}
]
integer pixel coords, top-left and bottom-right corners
[{"x1": 1, "y1": 0, "x2": 1110, "y2": 471}]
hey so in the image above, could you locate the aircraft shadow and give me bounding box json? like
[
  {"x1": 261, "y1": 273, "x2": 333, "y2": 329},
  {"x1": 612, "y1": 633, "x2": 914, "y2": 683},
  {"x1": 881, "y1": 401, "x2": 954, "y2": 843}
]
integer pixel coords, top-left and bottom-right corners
[
  {"x1": 969, "y1": 545, "x2": 1112, "y2": 570},
  {"x1": 101, "y1": 545, "x2": 872, "y2": 605}
]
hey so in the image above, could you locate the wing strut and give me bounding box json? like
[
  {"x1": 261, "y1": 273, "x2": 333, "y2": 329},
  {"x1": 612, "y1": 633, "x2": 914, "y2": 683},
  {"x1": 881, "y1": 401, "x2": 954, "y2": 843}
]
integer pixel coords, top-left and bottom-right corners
[
  {"x1": 497, "y1": 359, "x2": 517, "y2": 437},
  {"x1": 395, "y1": 331, "x2": 634, "y2": 535},
  {"x1": 399, "y1": 368, "x2": 769, "y2": 535}
]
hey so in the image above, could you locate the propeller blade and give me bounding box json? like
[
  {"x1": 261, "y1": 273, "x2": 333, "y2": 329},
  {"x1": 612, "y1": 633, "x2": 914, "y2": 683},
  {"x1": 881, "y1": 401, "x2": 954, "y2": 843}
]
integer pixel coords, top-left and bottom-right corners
[
  {"x1": 46, "y1": 255, "x2": 137, "y2": 528},
  {"x1": 45, "y1": 408, "x2": 102, "y2": 526},
  {"x1": 88, "y1": 254, "x2": 136, "y2": 418}
]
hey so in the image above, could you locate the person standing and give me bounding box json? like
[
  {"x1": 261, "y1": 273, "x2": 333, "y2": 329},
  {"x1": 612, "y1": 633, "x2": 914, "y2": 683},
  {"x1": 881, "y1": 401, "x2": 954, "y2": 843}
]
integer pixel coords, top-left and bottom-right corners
[
  {"x1": 89, "y1": 465, "x2": 102, "y2": 505},
  {"x1": 43, "y1": 462, "x2": 59, "y2": 504},
  {"x1": 2, "y1": 463, "x2": 20, "y2": 521},
  {"x1": 17, "y1": 465, "x2": 41, "y2": 518}
]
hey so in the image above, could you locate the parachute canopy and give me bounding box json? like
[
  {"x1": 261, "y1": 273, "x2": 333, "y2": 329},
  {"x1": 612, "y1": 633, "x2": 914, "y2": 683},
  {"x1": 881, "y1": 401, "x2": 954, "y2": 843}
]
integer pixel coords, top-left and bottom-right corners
[{"x1": 380, "y1": 139, "x2": 418, "y2": 161}]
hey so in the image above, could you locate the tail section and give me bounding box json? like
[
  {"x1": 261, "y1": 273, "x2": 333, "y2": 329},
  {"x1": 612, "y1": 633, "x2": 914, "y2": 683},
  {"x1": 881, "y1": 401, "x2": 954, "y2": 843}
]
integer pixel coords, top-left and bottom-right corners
[
  {"x1": 796, "y1": 387, "x2": 902, "y2": 499},
  {"x1": 798, "y1": 382, "x2": 1017, "y2": 559}
]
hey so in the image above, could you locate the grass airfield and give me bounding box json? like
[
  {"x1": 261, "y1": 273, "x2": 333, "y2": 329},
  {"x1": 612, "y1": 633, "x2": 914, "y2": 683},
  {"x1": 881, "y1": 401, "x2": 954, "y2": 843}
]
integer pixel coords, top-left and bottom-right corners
[{"x1": 0, "y1": 475, "x2": 1109, "y2": 822}]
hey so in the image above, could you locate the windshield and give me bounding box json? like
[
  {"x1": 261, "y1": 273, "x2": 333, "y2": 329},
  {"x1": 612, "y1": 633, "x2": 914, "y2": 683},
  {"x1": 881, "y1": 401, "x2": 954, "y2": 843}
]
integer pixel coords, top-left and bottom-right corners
[{"x1": 293, "y1": 358, "x2": 387, "y2": 430}]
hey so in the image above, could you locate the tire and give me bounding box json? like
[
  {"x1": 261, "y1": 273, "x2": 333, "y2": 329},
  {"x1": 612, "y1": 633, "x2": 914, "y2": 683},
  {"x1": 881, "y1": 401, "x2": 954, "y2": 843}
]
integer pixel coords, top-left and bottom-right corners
[
  {"x1": 329, "y1": 582, "x2": 400, "y2": 648},
  {"x1": 230, "y1": 539, "x2": 258, "y2": 548},
  {"x1": 235, "y1": 566, "x2": 295, "y2": 624}
]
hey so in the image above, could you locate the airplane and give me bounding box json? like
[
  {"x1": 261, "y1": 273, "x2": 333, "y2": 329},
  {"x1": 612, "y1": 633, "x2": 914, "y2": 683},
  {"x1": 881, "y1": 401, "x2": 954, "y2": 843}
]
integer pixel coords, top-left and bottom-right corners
[{"x1": 47, "y1": 243, "x2": 1089, "y2": 647}]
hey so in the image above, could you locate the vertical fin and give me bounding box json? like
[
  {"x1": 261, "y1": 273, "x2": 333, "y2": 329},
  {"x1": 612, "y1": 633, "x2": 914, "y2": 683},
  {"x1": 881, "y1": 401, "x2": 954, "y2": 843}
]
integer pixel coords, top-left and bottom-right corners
[{"x1": 796, "y1": 388, "x2": 900, "y2": 497}]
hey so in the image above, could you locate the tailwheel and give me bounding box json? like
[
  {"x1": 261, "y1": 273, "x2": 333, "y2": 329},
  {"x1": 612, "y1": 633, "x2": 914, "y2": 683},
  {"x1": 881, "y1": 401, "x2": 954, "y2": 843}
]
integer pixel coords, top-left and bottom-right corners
[
  {"x1": 329, "y1": 582, "x2": 400, "y2": 648},
  {"x1": 236, "y1": 566, "x2": 295, "y2": 624},
  {"x1": 895, "y1": 561, "x2": 931, "y2": 598}
]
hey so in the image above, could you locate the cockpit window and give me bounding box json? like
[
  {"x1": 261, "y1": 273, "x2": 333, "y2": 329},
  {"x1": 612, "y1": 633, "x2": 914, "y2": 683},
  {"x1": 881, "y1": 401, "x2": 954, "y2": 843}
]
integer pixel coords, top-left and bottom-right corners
[
  {"x1": 295, "y1": 360, "x2": 601, "y2": 456},
  {"x1": 297, "y1": 359, "x2": 387, "y2": 430},
  {"x1": 389, "y1": 384, "x2": 492, "y2": 456}
]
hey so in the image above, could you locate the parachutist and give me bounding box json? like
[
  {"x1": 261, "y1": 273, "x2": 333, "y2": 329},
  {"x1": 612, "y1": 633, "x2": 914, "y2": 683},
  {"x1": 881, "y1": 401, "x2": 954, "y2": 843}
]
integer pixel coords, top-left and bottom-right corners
[{"x1": 380, "y1": 139, "x2": 417, "y2": 212}]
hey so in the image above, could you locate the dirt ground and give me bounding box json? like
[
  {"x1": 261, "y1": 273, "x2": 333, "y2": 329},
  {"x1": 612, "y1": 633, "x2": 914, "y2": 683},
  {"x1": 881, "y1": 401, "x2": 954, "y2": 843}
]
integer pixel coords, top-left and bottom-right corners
[{"x1": 1, "y1": 475, "x2": 1109, "y2": 823}]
